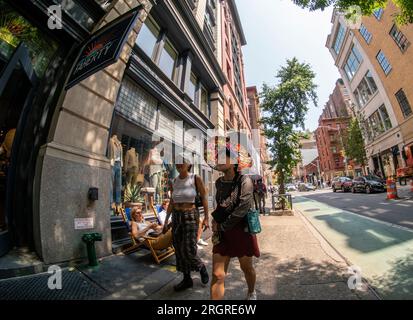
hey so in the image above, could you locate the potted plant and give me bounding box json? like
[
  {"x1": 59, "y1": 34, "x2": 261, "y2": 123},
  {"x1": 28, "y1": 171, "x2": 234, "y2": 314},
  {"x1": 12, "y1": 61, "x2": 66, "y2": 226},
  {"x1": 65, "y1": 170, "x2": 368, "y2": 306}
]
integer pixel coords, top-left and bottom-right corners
[{"x1": 124, "y1": 183, "x2": 144, "y2": 209}]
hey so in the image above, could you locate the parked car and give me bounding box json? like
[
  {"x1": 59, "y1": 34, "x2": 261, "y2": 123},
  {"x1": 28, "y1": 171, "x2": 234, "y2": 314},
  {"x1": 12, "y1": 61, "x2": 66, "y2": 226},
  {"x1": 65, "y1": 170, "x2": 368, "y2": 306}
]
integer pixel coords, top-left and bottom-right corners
[
  {"x1": 332, "y1": 177, "x2": 353, "y2": 193},
  {"x1": 351, "y1": 176, "x2": 386, "y2": 194},
  {"x1": 285, "y1": 184, "x2": 297, "y2": 192},
  {"x1": 298, "y1": 183, "x2": 316, "y2": 192},
  {"x1": 364, "y1": 174, "x2": 386, "y2": 185}
]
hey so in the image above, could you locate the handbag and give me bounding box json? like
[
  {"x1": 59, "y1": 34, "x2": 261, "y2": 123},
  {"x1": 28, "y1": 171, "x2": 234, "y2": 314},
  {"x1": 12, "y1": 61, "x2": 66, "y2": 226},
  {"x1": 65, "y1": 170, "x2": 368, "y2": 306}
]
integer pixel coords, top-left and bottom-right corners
[
  {"x1": 194, "y1": 174, "x2": 202, "y2": 209},
  {"x1": 246, "y1": 208, "x2": 262, "y2": 235}
]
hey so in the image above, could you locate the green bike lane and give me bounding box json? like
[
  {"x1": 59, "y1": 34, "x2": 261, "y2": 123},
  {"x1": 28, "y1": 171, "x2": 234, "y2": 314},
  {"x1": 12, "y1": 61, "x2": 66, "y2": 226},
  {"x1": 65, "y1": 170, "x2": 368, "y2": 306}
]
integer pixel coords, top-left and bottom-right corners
[{"x1": 294, "y1": 196, "x2": 413, "y2": 300}]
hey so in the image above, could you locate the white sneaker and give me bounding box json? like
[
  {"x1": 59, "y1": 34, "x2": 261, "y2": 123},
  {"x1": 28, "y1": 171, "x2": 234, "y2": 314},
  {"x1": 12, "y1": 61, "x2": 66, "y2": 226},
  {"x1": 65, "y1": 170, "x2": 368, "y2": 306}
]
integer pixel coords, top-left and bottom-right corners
[
  {"x1": 197, "y1": 244, "x2": 203, "y2": 250},
  {"x1": 198, "y1": 239, "x2": 209, "y2": 246},
  {"x1": 246, "y1": 291, "x2": 257, "y2": 300}
]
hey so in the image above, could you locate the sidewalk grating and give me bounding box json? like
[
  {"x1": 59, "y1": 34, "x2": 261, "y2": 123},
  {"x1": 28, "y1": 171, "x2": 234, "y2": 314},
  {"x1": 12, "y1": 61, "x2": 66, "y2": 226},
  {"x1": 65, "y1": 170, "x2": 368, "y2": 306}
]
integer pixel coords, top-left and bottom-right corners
[{"x1": 0, "y1": 269, "x2": 107, "y2": 300}]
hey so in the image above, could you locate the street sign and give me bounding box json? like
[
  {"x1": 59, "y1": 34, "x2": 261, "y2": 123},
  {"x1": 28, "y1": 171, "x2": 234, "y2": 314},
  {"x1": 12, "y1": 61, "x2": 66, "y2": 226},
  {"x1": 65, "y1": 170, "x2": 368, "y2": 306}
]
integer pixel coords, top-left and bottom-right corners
[
  {"x1": 74, "y1": 217, "x2": 95, "y2": 230},
  {"x1": 65, "y1": 6, "x2": 142, "y2": 90}
]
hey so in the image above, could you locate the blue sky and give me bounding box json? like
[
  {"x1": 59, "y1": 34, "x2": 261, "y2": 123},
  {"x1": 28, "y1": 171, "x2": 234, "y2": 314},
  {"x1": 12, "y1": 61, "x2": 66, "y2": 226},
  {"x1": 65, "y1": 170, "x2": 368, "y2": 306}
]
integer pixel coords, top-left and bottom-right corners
[{"x1": 237, "y1": 0, "x2": 341, "y2": 131}]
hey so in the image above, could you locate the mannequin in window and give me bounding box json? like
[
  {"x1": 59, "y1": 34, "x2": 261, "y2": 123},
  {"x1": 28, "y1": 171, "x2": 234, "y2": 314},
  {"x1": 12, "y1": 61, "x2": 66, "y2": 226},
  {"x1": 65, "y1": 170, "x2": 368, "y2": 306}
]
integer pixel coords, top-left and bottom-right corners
[
  {"x1": 145, "y1": 140, "x2": 164, "y2": 201},
  {"x1": 108, "y1": 134, "x2": 123, "y2": 207},
  {"x1": 124, "y1": 147, "x2": 140, "y2": 186},
  {"x1": 0, "y1": 128, "x2": 16, "y2": 160}
]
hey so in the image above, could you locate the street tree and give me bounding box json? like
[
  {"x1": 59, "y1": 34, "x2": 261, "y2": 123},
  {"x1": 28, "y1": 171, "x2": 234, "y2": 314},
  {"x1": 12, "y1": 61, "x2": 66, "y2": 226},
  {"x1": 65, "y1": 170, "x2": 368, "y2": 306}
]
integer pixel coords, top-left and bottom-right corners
[
  {"x1": 260, "y1": 58, "x2": 318, "y2": 200},
  {"x1": 343, "y1": 118, "x2": 368, "y2": 174},
  {"x1": 292, "y1": 0, "x2": 413, "y2": 24}
]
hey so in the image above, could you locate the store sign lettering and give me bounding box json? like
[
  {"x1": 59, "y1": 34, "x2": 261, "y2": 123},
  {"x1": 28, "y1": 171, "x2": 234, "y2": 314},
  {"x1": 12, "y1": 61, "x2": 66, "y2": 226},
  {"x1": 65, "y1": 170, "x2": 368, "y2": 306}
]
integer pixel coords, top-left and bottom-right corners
[
  {"x1": 73, "y1": 41, "x2": 114, "y2": 75},
  {"x1": 65, "y1": 6, "x2": 142, "y2": 90}
]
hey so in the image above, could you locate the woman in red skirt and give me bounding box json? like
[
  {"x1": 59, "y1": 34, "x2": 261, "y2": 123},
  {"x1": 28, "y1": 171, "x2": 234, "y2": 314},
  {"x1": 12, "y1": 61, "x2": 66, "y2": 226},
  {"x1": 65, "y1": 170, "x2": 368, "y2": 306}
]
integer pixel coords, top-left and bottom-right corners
[{"x1": 211, "y1": 146, "x2": 260, "y2": 300}]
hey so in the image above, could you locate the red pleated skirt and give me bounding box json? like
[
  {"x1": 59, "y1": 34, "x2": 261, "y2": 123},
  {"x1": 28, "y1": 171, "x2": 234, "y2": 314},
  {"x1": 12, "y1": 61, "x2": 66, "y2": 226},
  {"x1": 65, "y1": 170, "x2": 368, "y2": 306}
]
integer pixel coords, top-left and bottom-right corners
[{"x1": 213, "y1": 223, "x2": 260, "y2": 258}]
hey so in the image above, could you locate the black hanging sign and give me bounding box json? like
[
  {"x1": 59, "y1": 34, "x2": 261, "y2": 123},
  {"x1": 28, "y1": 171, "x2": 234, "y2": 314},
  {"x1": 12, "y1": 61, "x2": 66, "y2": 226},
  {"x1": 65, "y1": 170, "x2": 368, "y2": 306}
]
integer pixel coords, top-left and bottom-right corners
[{"x1": 65, "y1": 5, "x2": 142, "y2": 90}]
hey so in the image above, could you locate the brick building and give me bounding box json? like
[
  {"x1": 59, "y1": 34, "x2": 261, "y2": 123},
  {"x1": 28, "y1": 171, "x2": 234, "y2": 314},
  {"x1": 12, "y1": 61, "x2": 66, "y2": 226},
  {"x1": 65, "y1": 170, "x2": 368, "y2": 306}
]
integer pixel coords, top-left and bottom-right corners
[
  {"x1": 315, "y1": 79, "x2": 355, "y2": 181},
  {"x1": 351, "y1": 2, "x2": 413, "y2": 172},
  {"x1": 326, "y1": 10, "x2": 405, "y2": 178}
]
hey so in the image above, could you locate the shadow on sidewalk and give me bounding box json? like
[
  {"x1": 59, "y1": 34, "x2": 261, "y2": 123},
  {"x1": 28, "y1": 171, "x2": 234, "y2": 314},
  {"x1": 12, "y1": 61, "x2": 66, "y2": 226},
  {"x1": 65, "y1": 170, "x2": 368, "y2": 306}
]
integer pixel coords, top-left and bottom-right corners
[{"x1": 371, "y1": 250, "x2": 413, "y2": 300}]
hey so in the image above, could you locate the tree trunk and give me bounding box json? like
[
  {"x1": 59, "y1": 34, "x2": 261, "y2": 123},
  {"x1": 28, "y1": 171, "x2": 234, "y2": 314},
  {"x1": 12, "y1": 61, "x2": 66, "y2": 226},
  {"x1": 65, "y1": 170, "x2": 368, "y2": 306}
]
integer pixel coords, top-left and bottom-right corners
[{"x1": 279, "y1": 171, "x2": 286, "y2": 210}]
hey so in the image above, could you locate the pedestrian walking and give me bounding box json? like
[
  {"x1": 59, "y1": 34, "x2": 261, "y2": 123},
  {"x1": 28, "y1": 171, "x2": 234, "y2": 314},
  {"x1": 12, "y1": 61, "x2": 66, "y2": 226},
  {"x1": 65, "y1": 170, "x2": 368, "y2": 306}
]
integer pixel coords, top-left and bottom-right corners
[
  {"x1": 162, "y1": 156, "x2": 209, "y2": 292},
  {"x1": 254, "y1": 179, "x2": 267, "y2": 214},
  {"x1": 210, "y1": 145, "x2": 260, "y2": 300}
]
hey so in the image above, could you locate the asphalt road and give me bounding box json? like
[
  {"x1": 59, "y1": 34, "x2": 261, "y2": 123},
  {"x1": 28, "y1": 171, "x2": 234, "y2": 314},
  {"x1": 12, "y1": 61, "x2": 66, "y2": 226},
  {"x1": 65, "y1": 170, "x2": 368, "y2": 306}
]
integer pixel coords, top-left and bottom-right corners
[{"x1": 292, "y1": 187, "x2": 413, "y2": 230}]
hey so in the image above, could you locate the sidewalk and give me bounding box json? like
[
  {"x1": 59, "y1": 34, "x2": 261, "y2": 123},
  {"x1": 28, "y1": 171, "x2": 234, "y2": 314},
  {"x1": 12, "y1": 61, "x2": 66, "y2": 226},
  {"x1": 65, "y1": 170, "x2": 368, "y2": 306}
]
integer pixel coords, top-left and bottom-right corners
[{"x1": 0, "y1": 202, "x2": 378, "y2": 300}]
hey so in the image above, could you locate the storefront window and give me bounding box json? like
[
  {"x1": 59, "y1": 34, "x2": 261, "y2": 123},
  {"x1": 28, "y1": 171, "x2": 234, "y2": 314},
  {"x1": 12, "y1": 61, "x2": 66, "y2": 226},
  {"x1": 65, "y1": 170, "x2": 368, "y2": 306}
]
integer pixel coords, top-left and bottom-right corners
[
  {"x1": 111, "y1": 78, "x2": 205, "y2": 214},
  {"x1": 0, "y1": 1, "x2": 58, "y2": 77},
  {"x1": 0, "y1": 0, "x2": 59, "y2": 239}
]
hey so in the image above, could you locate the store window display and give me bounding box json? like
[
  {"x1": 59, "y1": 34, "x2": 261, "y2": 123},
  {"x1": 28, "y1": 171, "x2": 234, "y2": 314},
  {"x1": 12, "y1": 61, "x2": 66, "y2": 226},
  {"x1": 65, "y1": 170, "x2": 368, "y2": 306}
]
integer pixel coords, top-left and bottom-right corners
[
  {"x1": 0, "y1": 128, "x2": 15, "y2": 230},
  {"x1": 144, "y1": 140, "x2": 164, "y2": 203},
  {"x1": 108, "y1": 134, "x2": 123, "y2": 208},
  {"x1": 124, "y1": 147, "x2": 140, "y2": 186}
]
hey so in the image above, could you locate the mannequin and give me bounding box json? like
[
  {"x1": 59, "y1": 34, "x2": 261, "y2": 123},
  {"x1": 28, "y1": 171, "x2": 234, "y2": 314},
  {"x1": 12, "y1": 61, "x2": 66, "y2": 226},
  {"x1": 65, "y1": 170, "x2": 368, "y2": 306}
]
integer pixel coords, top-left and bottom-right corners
[
  {"x1": 108, "y1": 134, "x2": 123, "y2": 206},
  {"x1": 124, "y1": 147, "x2": 140, "y2": 186},
  {"x1": 145, "y1": 140, "x2": 163, "y2": 202},
  {"x1": 0, "y1": 128, "x2": 16, "y2": 159}
]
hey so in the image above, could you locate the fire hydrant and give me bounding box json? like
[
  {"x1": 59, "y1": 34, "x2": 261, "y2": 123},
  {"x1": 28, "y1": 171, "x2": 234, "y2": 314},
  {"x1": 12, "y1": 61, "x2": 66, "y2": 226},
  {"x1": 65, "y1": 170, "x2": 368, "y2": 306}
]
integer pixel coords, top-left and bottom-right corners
[{"x1": 82, "y1": 233, "x2": 102, "y2": 267}]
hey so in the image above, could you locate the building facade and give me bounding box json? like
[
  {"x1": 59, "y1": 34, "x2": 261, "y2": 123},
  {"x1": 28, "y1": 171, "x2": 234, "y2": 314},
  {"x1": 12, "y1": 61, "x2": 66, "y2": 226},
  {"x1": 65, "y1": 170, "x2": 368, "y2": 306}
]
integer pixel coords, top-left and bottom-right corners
[
  {"x1": 315, "y1": 79, "x2": 356, "y2": 180},
  {"x1": 326, "y1": 10, "x2": 405, "y2": 178},
  {"x1": 247, "y1": 86, "x2": 268, "y2": 177},
  {"x1": 0, "y1": 0, "x2": 233, "y2": 265},
  {"x1": 295, "y1": 132, "x2": 319, "y2": 183},
  {"x1": 351, "y1": 2, "x2": 413, "y2": 172},
  {"x1": 219, "y1": 0, "x2": 251, "y2": 137}
]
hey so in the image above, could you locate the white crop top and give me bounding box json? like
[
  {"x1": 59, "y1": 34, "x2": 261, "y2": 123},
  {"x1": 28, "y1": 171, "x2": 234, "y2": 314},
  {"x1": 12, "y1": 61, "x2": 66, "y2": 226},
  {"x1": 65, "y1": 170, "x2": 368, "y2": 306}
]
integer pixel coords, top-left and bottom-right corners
[{"x1": 172, "y1": 174, "x2": 197, "y2": 204}]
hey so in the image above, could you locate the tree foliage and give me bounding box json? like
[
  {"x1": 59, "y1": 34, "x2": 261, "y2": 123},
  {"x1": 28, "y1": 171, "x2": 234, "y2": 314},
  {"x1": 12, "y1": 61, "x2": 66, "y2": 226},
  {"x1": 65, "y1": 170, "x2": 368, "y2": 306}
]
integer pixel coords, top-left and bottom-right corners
[
  {"x1": 292, "y1": 0, "x2": 413, "y2": 24},
  {"x1": 343, "y1": 118, "x2": 367, "y2": 167},
  {"x1": 260, "y1": 58, "x2": 318, "y2": 196}
]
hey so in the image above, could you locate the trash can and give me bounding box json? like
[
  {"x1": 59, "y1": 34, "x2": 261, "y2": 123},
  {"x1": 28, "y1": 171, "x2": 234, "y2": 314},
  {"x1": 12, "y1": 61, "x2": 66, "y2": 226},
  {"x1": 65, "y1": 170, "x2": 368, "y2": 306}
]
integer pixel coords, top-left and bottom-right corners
[{"x1": 82, "y1": 233, "x2": 102, "y2": 267}]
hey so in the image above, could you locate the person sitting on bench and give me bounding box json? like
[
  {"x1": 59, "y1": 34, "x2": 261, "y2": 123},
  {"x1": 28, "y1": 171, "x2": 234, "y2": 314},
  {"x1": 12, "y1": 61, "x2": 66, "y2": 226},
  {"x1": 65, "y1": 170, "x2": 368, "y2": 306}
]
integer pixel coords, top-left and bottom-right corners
[{"x1": 130, "y1": 206, "x2": 172, "y2": 250}]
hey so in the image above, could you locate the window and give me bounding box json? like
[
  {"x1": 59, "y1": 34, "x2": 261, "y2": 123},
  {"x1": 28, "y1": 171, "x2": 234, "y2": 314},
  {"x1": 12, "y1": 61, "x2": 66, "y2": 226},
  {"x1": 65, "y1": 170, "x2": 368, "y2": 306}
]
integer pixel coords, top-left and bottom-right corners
[
  {"x1": 344, "y1": 46, "x2": 363, "y2": 80},
  {"x1": 204, "y1": 0, "x2": 216, "y2": 46},
  {"x1": 158, "y1": 39, "x2": 177, "y2": 80},
  {"x1": 368, "y1": 110, "x2": 385, "y2": 137},
  {"x1": 333, "y1": 23, "x2": 346, "y2": 54},
  {"x1": 136, "y1": 17, "x2": 160, "y2": 58},
  {"x1": 231, "y1": 29, "x2": 244, "y2": 105},
  {"x1": 353, "y1": 71, "x2": 378, "y2": 107},
  {"x1": 365, "y1": 70, "x2": 378, "y2": 93},
  {"x1": 200, "y1": 86, "x2": 209, "y2": 117},
  {"x1": 378, "y1": 105, "x2": 392, "y2": 130},
  {"x1": 376, "y1": 50, "x2": 392, "y2": 75},
  {"x1": 396, "y1": 89, "x2": 412, "y2": 118},
  {"x1": 390, "y1": 24, "x2": 410, "y2": 53},
  {"x1": 373, "y1": 8, "x2": 384, "y2": 20},
  {"x1": 188, "y1": 73, "x2": 197, "y2": 102},
  {"x1": 359, "y1": 24, "x2": 373, "y2": 44}
]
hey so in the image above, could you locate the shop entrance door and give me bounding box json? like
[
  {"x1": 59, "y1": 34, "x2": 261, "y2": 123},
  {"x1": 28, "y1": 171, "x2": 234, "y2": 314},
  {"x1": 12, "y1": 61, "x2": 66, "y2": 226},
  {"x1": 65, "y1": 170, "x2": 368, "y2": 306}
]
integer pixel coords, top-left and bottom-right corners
[{"x1": 0, "y1": 43, "x2": 38, "y2": 257}]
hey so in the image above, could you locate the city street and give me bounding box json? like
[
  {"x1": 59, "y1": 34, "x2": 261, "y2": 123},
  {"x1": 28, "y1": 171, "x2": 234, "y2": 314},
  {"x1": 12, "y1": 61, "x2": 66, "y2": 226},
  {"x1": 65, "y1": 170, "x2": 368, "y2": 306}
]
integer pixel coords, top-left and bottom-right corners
[
  {"x1": 293, "y1": 186, "x2": 413, "y2": 299},
  {"x1": 295, "y1": 185, "x2": 413, "y2": 229}
]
